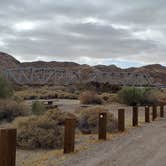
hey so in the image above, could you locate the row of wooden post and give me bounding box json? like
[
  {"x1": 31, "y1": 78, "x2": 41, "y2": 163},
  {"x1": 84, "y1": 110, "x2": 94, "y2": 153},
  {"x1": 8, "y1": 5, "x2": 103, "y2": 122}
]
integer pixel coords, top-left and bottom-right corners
[
  {"x1": 0, "y1": 105, "x2": 165, "y2": 165},
  {"x1": 64, "y1": 105, "x2": 165, "y2": 153}
]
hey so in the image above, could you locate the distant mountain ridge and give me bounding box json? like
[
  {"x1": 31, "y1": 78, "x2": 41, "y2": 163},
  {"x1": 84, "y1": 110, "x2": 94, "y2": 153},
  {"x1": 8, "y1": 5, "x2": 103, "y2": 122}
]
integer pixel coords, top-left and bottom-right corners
[{"x1": 0, "y1": 52, "x2": 166, "y2": 85}]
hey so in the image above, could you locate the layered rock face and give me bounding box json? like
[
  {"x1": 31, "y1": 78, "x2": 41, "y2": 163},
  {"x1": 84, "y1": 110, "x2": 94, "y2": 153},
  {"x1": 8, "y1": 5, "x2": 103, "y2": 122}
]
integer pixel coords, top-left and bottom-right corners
[
  {"x1": 5, "y1": 67, "x2": 152, "y2": 86},
  {"x1": 1, "y1": 52, "x2": 166, "y2": 86}
]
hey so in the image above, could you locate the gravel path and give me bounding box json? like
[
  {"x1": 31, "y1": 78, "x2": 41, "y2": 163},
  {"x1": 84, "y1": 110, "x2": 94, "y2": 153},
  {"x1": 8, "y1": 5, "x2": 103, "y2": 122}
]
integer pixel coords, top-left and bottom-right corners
[{"x1": 59, "y1": 118, "x2": 166, "y2": 166}]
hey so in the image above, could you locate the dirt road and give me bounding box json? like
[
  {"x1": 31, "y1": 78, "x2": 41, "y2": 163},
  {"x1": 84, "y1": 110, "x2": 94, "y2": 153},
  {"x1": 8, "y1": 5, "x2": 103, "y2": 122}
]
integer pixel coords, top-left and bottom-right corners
[{"x1": 59, "y1": 118, "x2": 166, "y2": 166}]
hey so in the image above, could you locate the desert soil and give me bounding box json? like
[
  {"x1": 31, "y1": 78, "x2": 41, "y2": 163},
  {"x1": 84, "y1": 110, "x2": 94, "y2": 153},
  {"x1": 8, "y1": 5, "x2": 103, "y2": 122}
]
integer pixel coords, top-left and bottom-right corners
[{"x1": 58, "y1": 118, "x2": 166, "y2": 166}]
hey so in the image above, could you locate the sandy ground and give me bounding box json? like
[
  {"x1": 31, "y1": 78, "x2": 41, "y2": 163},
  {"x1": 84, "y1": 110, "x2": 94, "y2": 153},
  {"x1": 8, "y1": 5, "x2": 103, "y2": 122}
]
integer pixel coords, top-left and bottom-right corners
[{"x1": 58, "y1": 118, "x2": 166, "y2": 166}]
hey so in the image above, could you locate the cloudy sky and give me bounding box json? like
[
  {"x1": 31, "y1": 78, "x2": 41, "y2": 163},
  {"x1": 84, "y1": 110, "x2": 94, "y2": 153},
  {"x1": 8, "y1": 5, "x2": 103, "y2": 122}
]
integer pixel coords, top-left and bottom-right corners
[{"x1": 0, "y1": 0, "x2": 166, "y2": 67}]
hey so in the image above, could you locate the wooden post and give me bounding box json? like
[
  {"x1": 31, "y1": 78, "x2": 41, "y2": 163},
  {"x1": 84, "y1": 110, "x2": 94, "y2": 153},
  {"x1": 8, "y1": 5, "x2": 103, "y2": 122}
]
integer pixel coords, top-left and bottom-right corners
[
  {"x1": 64, "y1": 118, "x2": 76, "y2": 154},
  {"x1": 132, "y1": 106, "x2": 138, "y2": 126},
  {"x1": 0, "y1": 128, "x2": 17, "y2": 166},
  {"x1": 152, "y1": 105, "x2": 157, "y2": 121},
  {"x1": 98, "y1": 112, "x2": 107, "y2": 140},
  {"x1": 118, "y1": 109, "x2": 125, "y2": 132},
  {"x1": 160, "y1": 105, "x2": 164, "y2": 118},
  {"x1": 145, "y1": 106, "x2": 150, "y2": 123}
]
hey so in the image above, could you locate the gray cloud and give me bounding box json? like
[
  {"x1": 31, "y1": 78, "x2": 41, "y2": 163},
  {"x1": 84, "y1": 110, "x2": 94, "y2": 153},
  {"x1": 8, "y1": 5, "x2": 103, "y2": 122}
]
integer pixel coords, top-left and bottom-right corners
[{"x1": 0, "y1": 0, "x2": 166, "y2": 66}]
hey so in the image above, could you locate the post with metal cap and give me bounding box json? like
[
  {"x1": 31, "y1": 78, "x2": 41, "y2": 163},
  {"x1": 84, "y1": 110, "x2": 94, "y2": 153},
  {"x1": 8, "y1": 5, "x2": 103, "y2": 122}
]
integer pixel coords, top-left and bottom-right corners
[
  {"x1": 132, "y1": 106, "x2": 138, "y2": 126},
  {"x1": 152, "y1": 105, "x2": 157, "y2": 121},
  {"x1": 160, "y1": 105, "x2": 164, "y2": 118},
  {"x1": 64, "y1": 118, "x2": 76, "y2": 154},
  {"x1": 0, "y1": 128, "x2": 17, "y2": 166},
  {"x1": 145, "y1": 106, "x2": 150, "y2": 123},
  {"x1": 98, "y1": 112, "x2": 107, "y2": 140},
  {"x1": 118, "y1": 109, "x2": 125, "y2": 132}
]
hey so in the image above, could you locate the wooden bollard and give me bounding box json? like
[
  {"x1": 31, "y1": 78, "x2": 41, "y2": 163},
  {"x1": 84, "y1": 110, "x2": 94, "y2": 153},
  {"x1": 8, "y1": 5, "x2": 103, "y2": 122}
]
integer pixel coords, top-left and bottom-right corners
[
  {"x1": 132, "y1": 106, "x2": 138, "y2": 126},
  {"x1": 118, "y1": 109, "x2": 125, "y2": 132},
  {"x1": 0, "y1": 128, "x2": 17, "y2": 166},
  {"x1": 98, "y1": 112, "x2": 107, "y2": 140},
  {"x1": 64, "y1": 118, "x2": 76, "y2": 154},
  {"x1": 145, "y1": 106, "x2": 150, "y2": 123},
  {"x1": 160, "y1": 105, "x2": 164, "y2": 118},
  {"x1": 152, "y1": 105, "x2": 157, "y2": 121}
]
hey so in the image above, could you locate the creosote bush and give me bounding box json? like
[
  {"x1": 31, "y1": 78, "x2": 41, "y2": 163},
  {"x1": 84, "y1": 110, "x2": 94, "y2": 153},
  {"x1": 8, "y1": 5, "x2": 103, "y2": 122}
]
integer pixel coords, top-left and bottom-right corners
[
  {"x1": 118, "y1": 87, "x2": 144, "y2": 106},
  {"x1": 32, "y1": 101, "x2": 46, "y2": 115},
  {"x1": 79, "y1": 91, "x2": 103, "y2": 105},
  {"x1": 118, "y1": 87, "x2": 165, "y2": 106},
  {"x1": 14, "y1": 109, "x2": 76, "y2": 149},
  {"x1": 0, "y1": 75, "x2": 13, "y2": 98},
  {"x1": 76, "y1": 107, "x2": 118, "y2": 134}
]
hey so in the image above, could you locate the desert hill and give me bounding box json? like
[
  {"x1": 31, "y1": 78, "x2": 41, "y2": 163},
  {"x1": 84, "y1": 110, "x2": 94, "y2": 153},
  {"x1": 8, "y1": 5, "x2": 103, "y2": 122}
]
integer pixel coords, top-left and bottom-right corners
[
  {"x1": 0, "y1": 52, "x2": 20, "y2": 71},
  {"x1": 0, "y1": 52, "x2": 166, "y2": 85}
]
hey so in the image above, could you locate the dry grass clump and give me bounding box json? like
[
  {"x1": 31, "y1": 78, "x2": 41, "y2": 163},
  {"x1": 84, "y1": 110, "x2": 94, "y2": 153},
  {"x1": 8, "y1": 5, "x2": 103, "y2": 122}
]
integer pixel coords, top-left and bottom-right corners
[
  {"x1": 100, "y1": 93, "x2": 119, "y2": 103},
  {"x1": 0, "y1": 99, "x2": 30, "y2": 122},
  {"x1": 79, "y1": 91, "x2": 103, "y2": 105},
  {"x1": 13, "y1": 109, "x2": 76, "y2": 149},
  {"x1": 76, "y1": 107, "x2": 118, "y2": 134}
]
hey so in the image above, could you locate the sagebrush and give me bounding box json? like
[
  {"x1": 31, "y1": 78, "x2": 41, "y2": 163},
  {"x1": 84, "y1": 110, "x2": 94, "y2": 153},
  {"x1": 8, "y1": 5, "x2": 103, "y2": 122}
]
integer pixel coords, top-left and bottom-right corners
[
  {"x1": 0, "y1": 99, "x2": 30, "y2": 121},
  {"x1": 76, "y1": 107, "x2": 118, "y2": 134},
  {"x1": 14, "y1": 109, "x2": 76, "y2": 149}
]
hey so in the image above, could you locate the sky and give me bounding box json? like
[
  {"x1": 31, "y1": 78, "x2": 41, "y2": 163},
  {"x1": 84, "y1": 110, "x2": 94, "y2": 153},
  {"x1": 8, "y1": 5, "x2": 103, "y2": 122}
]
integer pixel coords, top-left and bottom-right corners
[{"x1": 0, "y1": 0, "x2": 166, "y2": 68}]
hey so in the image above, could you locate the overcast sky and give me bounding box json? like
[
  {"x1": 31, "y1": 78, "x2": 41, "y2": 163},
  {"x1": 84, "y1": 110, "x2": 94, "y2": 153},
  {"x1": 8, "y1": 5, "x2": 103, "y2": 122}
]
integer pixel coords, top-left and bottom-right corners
[{"x1": 0, "y1": 0, "x2": 166, "y2": 67}]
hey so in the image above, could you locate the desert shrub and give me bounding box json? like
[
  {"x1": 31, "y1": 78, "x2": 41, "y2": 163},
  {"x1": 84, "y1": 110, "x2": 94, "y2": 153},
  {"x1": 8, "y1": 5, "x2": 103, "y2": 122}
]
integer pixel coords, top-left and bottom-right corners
[
  {"x1": 0, "y1": 76, "x2": 13, "y2": 98},
  {"x1": 79, "y1": 91, "x2": 103, "y2": 105},
  {"x1": 57, "y1": 91, "x2": 78, "y2": 99},
  {"x1": 100, "y1": 93, "x2": 110, "y2": 101},
  {"x1": 14, "y1": 109, "x2": 76, "y2": 149},
  {"x1": 143, "y1": 89, "x2": 166, "y2": 105},
  {"x1": 118, "y1": 87, "x2": 145, "y2": 106},
  {"x1": 12, "y1": 95, "x2": 24, "y2": 103},
  {"x1": 76, "y1": 82, "x2": 121, "y2": 93},
  {"x1": 108, "y1": 94, "x2": 119, "y2": 103},
  {"x1": 15, "y1": 85, "x2": 79, "y2": 100},
  {"x1": 139, "y1": 88, "x2": 157, "y2": 105},
  {"x1": 32, "y1": 101, "x2": 46, "y2": 115},
  {"x1": 0, "y1": 99, "x2": 30, "y2": 122},
  {"x1": 77, "y1": 107, "x2": 118, "y2": 134},
  {"x1": 109, "y1": 84, "x2": 122, "y2": 93},
  {"x1": 157, "y1": 91, "x2": 166, "y2": 104},
  {"x1": 117, "y1": 87, "x2": 164, "y2": 106},
  {"x1": 100, "y1": 93, "x2": 119, "y2": 103}
]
